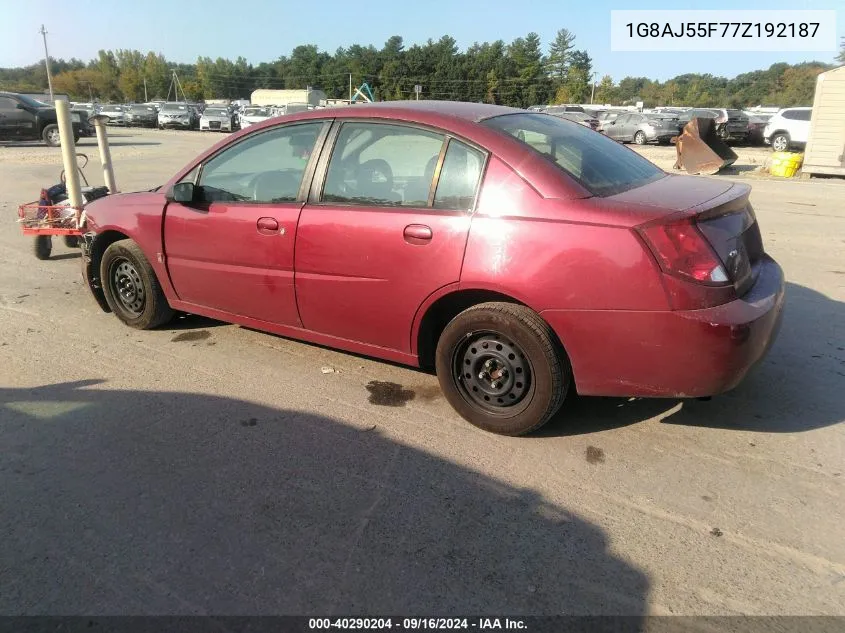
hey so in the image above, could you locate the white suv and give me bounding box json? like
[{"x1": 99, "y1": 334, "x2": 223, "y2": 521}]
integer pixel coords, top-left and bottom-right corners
[{"x1": 763, "y1": 107, "x2": 812, "y2": 151}]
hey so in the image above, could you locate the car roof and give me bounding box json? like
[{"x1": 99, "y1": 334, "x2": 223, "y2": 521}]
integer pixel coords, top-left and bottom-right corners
[
  {"x1": 166, "y1": 100, "x2": 590, "y2": 201},
  {"x1": 315, "y1": 100, "x2": 523, "y2": 122}
]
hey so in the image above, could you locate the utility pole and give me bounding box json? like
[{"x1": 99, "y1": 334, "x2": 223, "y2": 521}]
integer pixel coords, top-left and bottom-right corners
[
  {"x1": 589, "y1": 72, "x2": 596, "y2": 105},
  {"x1": 143, "y1": 77, "x2": 148, "y2": 102},
  {"x1": 348, "y1": 73, "x2": 352, "y2": 104},
  {"x1": 39, "y1": 24, "x2": 54, "y2": 102}
]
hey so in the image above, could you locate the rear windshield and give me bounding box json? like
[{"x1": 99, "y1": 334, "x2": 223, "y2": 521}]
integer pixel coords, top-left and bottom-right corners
[{"x1": 482, "y1": 113, "x2": 664, "y2": 197}]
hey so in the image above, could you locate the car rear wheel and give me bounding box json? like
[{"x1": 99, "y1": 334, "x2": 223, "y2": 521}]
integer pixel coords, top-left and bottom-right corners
[
  {"x1": 42, "y1": 124, "x2": 61, "y2": 147},
  {"x1": 771, "y1": 133, "x2": 790, "y2": 152},
  {"x1": 100, "y1": 239, "x2": 173, "y2": 329},
  {"x1": 634, "y1": 131, "x2": 647, "y2": 145},
  {"x1": 435, "y1": 302, "x2": 569, "y2": 436}
]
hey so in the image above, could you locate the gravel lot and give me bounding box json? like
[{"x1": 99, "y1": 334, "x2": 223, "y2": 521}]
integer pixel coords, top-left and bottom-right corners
[{"x1": 1, "y1": 127, "x2": 844, "y2": 617}]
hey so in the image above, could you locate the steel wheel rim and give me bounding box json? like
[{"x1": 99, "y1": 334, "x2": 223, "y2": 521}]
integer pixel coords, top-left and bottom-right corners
[
  {"x1": 47, "y1": 128, "x2": 60, "y2": 144},
  {"x1": 773, "y1": 136, "x2": 787, "y2": 151},
  {"x1": 109, "y1": 258, "x2": 145, "y2": 316},
  {"x1": 453, "y1": 330, "x2": 534, "y2": 416}
]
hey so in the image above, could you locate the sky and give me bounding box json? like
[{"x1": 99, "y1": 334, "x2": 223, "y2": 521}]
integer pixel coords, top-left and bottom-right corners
[{"x1": 2, "y1": 0, "x2": 842, "y2": 81}]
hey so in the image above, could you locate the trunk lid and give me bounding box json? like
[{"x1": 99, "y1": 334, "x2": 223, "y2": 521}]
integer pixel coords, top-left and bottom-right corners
[
  {"x1": 613, "y1": 176, "x2": 764, "y2": 295},
  {"x1": 693, "y1": 184, "x2": 764, "y2": 296}
]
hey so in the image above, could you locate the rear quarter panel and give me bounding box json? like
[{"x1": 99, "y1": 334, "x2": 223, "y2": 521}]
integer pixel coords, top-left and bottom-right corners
[{"x1": 460, "y1": 157, "x2": 669, "y2": 312}]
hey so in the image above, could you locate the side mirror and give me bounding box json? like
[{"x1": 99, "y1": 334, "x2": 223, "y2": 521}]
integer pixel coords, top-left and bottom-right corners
[
  {"x1": 16, "y1": 103, "x2": 26, "y2": 109},
  {"x1": 168, "y1": 182, "x2": 195, "y2": 203}
]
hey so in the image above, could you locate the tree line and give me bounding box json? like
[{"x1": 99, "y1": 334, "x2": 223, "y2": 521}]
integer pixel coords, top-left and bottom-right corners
[{"x1": 1, "y1": 31, "x2": 842, "y2": 108}]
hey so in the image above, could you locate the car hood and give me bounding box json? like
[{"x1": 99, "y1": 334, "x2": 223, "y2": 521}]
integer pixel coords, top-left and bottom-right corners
[
  {"x1": 606, "y1": 173, "x2": 735, "y2": 211},
  {"x1": 202, "y1": 115, "x2": 230, "y2": 120}
]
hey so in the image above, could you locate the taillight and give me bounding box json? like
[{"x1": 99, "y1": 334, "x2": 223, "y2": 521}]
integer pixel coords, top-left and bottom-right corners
[{"x1": 638, "y1": 219, "x2": 729, "y2": 285}]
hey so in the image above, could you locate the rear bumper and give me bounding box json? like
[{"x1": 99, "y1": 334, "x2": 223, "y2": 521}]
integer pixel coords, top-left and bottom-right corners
[{"x1": 541, "y1": 256, "x2": 785, "y2": 398}]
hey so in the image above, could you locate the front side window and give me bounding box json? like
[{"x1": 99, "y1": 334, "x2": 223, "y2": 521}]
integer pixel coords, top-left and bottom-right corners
[
  {"x1": 433, "y1": 140, "x2": 484, "y2": 211},
  {"x1": 322, "y1": 122, "x2": 445, "y2": 207},
  {"x1": 483, "y1": 112, "x2": 664, "y2": 197},
  {"x1": 197, "y1": 122, "x2": 323, "y2": 204}
]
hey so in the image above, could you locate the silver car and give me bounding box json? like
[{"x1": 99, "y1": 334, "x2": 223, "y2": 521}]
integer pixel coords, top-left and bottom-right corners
[
  {"x1": 99, "y1": 104, "x2": 127, "y2": 126},
  {"x1": 199, "y1": 107, "x2": 234, "y2": 132},
  {"x1": 157, "y1": 103, "x2": 195, "y2": 129}
]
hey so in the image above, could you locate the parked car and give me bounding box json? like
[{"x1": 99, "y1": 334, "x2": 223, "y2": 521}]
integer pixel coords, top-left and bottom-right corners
[
  {"x1": 239, "y1": 106, "x2": 275, "y2": 128},
  {"x1": 199, "y1": 106, "x2": 235, "y2": 132},
  {"x1": 544, "y1": 105, "x2": 585, "y2": 115},
  {"x1": 157, "y1": 102, "x2": 195, "y2": 129},
  {"x1": 603, "y1": 112, "x2": 681, "y2": 144},
  {"x1": 677, "y1": 108, "x2": 749, "y2": 142},
  {"x1": 596, "y1": 110, "x2": 622, "y2": 133},
  {"x1": 554, "y1": 111, "x2": 600, "y2": 131},
  {"x1": 0, "y1": 91, "x2": 81, "y2": 146},
  {"x1": 746, "y1": 115, "x2": 771, "y2": 146},
  {"x1": 126, "y1": 104, "x2": 158, "y2": 128},
  {"x1": 99, "y1": 104, "x2": 128, "y2": 126},
  {"x1": 78, "y1": 102, "x2": 784, "y2": 436},
  {"x1": 763, "y1": 107, "x2": 812, "y2": 151}
]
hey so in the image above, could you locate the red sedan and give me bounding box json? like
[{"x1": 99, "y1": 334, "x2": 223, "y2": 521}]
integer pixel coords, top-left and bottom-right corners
[{"x1": 79, "y1": 101, "x2": 784, "y2": 435}]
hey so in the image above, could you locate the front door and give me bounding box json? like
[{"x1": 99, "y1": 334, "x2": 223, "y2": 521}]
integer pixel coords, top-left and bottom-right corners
[
  {"x1": 163, "y1": 121, "x2": 327, "y2": 326},
  {"x1": 295, "y1": 121, "x2": 486, "y2": 353}
]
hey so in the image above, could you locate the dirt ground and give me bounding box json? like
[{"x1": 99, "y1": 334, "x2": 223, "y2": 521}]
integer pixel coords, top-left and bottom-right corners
[{"x1": 1, "y1": 128, "x2": 843, "y2": 617}]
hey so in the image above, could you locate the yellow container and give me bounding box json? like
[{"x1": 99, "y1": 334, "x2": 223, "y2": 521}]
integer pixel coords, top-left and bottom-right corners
[{"x1": 769, "y1": 152, "x2": 803, "y2": 178}]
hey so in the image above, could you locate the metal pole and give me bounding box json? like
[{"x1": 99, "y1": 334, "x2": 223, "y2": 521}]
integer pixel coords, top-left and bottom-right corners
[
  {"x1": 39, "y1": 25, "x2": 54, "y2": 102},
  {"x1": 590, "y1": 81, "x2": 595, "y2": 105},
  {"x1": 55, "y1": 101, "x2": 83, "y2": 213},
  {"x1": 144, "y1": 77, "x2": 148, "y2": 102},
  {"x1": 349, "y1": 74, "x2": 352, "y2": 104},
  {"x1": 91, "y1": 115, "x2": 118, "y2": 194}
]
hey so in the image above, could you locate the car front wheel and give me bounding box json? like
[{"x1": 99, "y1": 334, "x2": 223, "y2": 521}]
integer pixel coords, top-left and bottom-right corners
[
  {"x1": 435, "y1": 302, "x2": 570, "y2": 436},
  {"x1": 100, "y1": 239, "x2": 174, "y2": 329},
  {"x1": 634, "y1": 131, "x2": 647, "y2": 145},
  {"x1": 771, "y1": 133, "x2": 790, "y2": 152}
]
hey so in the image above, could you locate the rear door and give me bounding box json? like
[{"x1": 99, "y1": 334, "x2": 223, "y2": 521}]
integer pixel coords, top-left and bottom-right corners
[
  {"x1": 0, "y1": 96, "x2": 17, "y2": 138},
  {"x1": 294, "y1": 121, "x2": 485, "y2": 352},
  {"x1": 787, "y1": 109, "x2": 812, "y2": 143},
  {"x1": 163, "y1": 120, "x2": 328, "y2": 326}
]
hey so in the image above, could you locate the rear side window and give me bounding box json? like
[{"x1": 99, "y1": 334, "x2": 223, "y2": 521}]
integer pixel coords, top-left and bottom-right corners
[
  {"x1": 433, "y1": 140, "x2": 484, "y2": 211},
  {"x1": 783, "y1": 109, "x2": 811, "y2": 121},
  {"x1": 483, "y1": 112, "x2": 664, "y2": 197}
]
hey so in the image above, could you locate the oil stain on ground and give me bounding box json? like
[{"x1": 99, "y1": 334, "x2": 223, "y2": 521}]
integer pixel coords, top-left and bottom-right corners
[
  {"x1": 171, "y1": 330, "x2": 211, "y2": 343},
  {"x1": 586, "y1": 446, "x2": 605, "y2": 464},
  {"x1": 366, "y1": 381, "x2": 416, "y2": 407}
]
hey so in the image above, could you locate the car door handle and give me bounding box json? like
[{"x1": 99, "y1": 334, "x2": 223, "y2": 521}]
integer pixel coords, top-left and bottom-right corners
[
  {"x1": 403, "y1": 224, "x2": 432, "y2": 244},
  {"x1": 257, "y1": 217, "x2": 280, "y2": 235}
]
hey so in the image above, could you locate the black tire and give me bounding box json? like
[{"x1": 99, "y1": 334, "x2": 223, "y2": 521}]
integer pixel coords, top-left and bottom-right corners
[
  {"x1": 634, "y1": 131, "x2": 647, "y2": 145},
  {"x1": 63, "y1": 235, "x2": 80, "y2": 248},
  {"x1": 435, "y1": 302, "x2": 570, "y2": 436},
  {"x1": 771, "y1": 133, "x2": 790, "y2": 152},
  {"x1": 42, "y1": 124, "x2": 61, "y2": 147},
  {"x1": 33, "y1": 235, "x2": 52, "y2": 260},
  {"x1": 100, "y1": 239, "x2": 174, "y2": 329}
]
